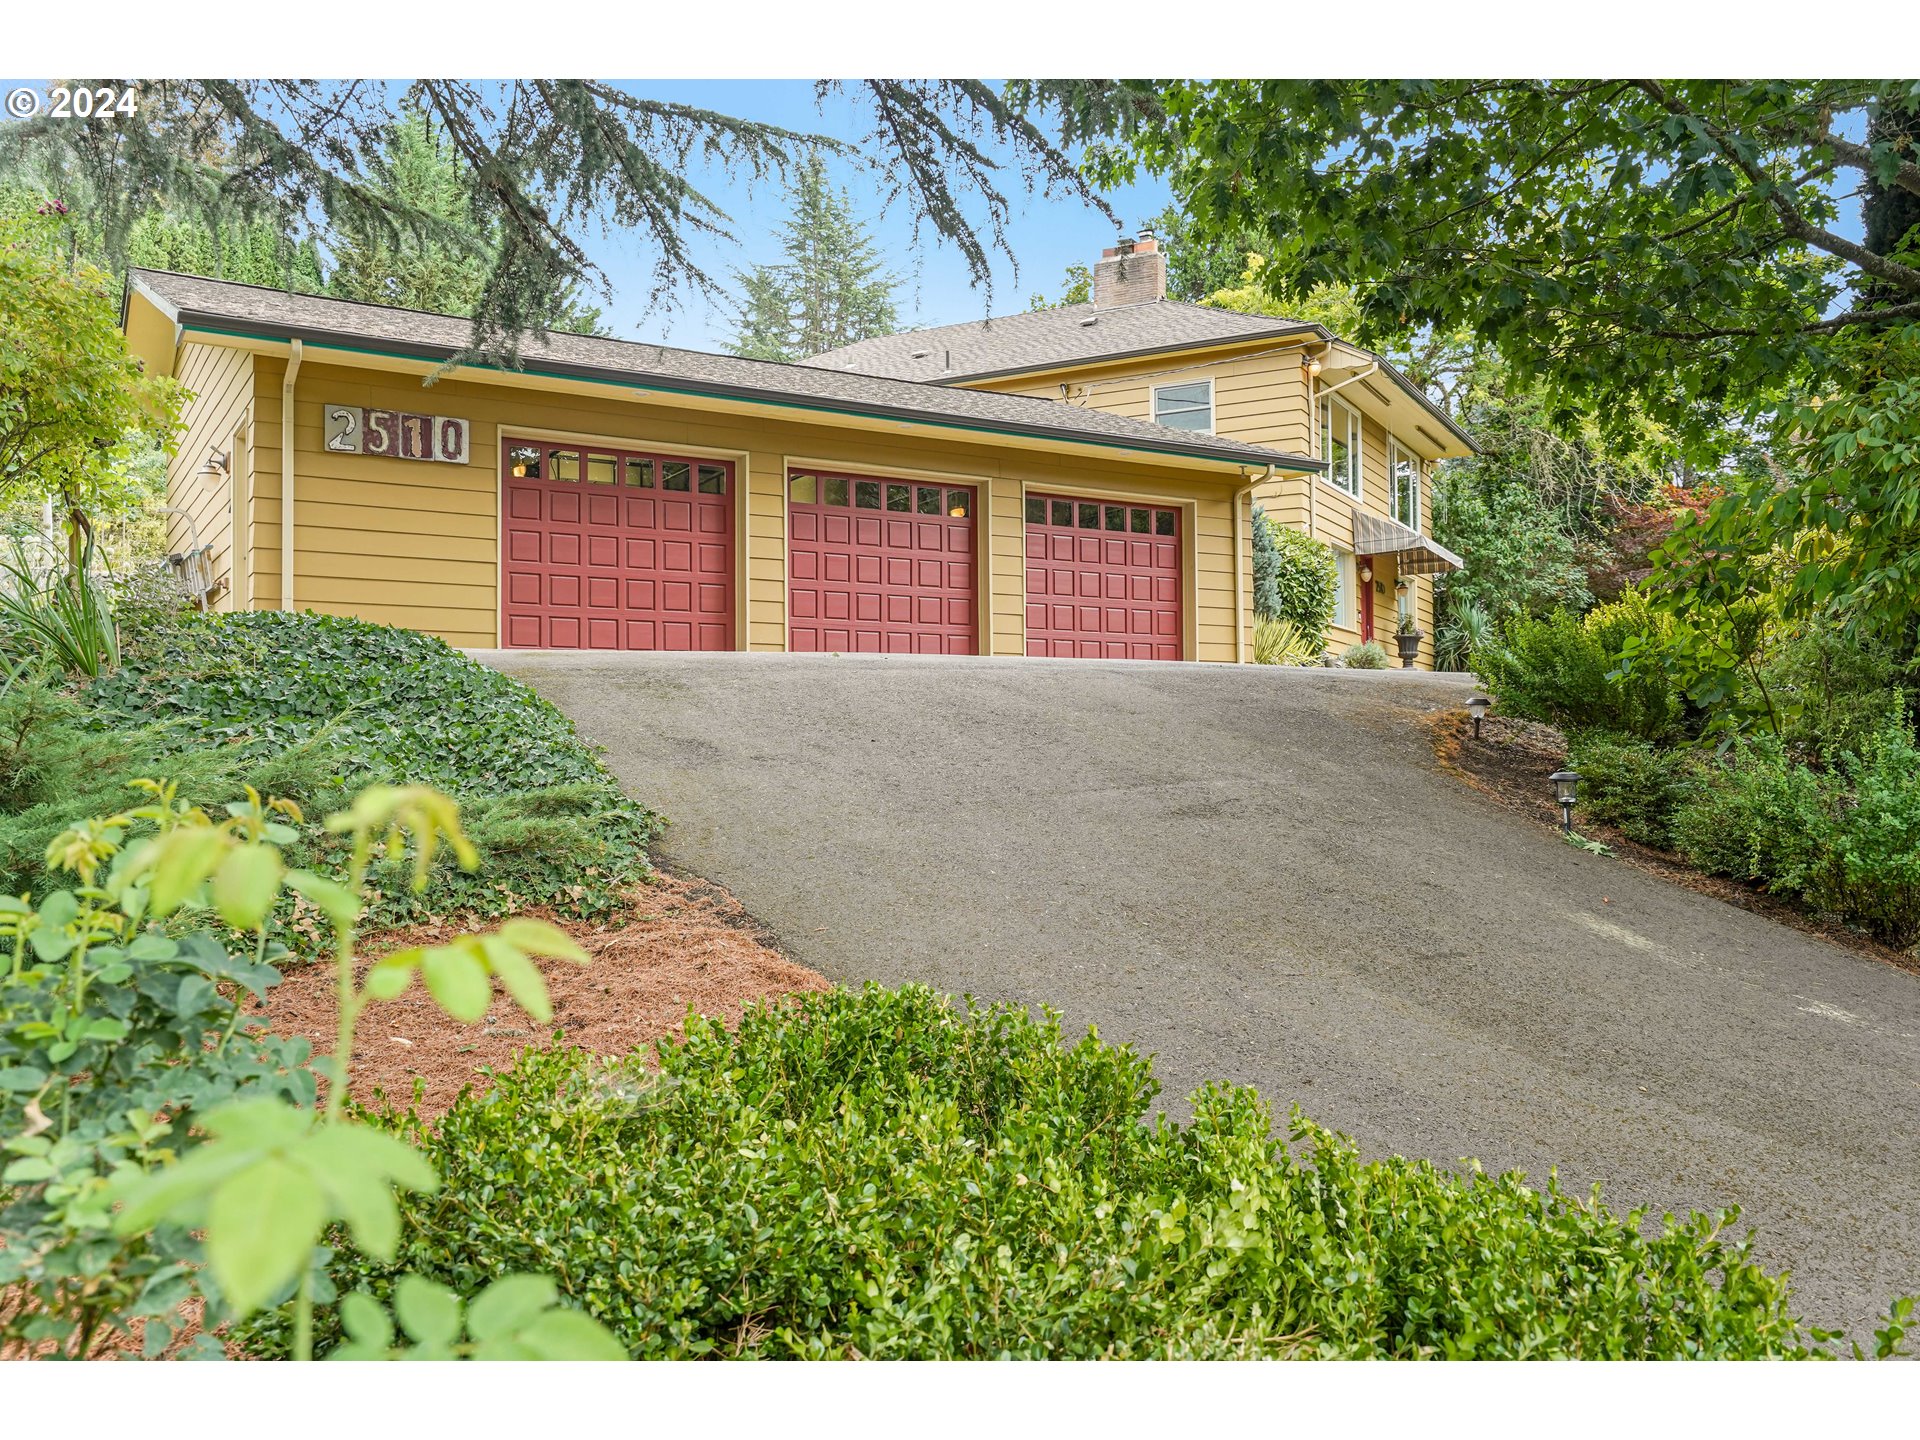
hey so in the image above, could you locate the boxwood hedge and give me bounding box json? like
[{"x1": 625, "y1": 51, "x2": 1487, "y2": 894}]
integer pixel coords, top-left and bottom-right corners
[{"x1": 257, "y1": 985, "x2": 1863, "y2": 1360}]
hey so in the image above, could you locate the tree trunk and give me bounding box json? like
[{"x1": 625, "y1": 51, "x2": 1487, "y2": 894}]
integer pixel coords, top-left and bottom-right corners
[{"x1": 1862, "y1": 103, "x2": 1920, "y2": 312}]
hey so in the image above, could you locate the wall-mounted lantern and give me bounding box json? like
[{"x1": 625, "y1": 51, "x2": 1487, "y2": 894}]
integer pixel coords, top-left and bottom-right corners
[
  {"x1": 1550, "y1": 769, "x2": 1581, "y2": 834},
  {"x1": 196, "y1": 449, "x2": 230, "y2": 480}
]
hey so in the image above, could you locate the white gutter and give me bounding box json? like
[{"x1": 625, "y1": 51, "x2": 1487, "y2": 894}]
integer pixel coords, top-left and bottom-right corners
[
  {"x1": 1232, "y1": 465, "x2": 1272, "y2": 663},
  {"x1": 1316, "y1": 359, "x2": 1380, "y2": 403},
  {"x1": 280, "y1": 339, "x2": 302, "y2": 611}
]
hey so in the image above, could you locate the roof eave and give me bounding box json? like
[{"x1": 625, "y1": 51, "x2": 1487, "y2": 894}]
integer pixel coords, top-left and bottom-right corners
[
  {"x1": 909, "y1": 323, "x2": 1333, "y2": 386},
  {"x1": 169, "y1": 310, "x2": 1323, "y2": 476}
]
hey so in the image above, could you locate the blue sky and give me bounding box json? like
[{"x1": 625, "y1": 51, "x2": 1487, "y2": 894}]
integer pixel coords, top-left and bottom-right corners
[{"x1": 592, "y1": 82, "x2": 1172, "y2": 351}]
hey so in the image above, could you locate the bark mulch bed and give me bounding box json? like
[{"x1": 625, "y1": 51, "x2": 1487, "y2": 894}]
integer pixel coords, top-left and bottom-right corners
[
  {"x1": 260, "y1": 868, "x2": 829, "y2": 1119},
  {"x1": 1425, "y1": 706, "x2": 1919, "y2": 976}
]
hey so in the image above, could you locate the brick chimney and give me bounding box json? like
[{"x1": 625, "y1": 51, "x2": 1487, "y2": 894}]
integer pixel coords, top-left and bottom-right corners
[{"x1": 1091, "y1": 229, "x2": 1166, "y2": 309}]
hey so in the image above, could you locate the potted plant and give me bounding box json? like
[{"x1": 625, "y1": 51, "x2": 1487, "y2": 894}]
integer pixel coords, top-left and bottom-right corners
[{"x1": 1394, "y1": 614, "x2": 1425, "y2": 668}]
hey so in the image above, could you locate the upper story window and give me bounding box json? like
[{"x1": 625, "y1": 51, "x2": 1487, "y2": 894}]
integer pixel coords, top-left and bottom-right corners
[
  {"x1": 1320, "y1": 396, "x2": 1361, "y2": 498},
  {"x1": 1390, "y1": 440, "x2": 1420, "y2": 531},
  {"x1": 1152, "y1": 379, "x2": 1213, "y2": 433}
]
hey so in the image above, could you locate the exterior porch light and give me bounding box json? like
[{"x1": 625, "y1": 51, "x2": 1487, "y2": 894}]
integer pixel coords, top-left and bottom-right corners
[
  {"x1": 1357, "y1": 559, "x2": 1373, "y2": 584},
  {"x1": 1466, "y1": 695, "x2": 1491, "y2": 740},
  {"x1": 1550, "y1": 769, "x2": 1581, "y2": 834},
  {"x1": 196, "y1": 448, "x2": 230, "y2": 479}
]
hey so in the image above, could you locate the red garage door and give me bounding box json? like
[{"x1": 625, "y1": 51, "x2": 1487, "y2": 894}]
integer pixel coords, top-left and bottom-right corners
[
  {"x1": 787, "y1": 471, "x2": 977, "y2": 654},
  {"x1": 501, "y1": 439, "x2": 733, "y2": 650},
  {"x1": 1025, "y1": 493, "x2": 1182, "y2": 659}
]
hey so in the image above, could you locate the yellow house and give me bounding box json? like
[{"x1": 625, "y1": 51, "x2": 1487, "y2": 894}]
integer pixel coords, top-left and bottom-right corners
[
  {"x1": 809, "y1": 232, "x2": 1474, "y2": 667},
  {"x1": 124, "y1": 250, "x2": 1464, "y2": 666}
]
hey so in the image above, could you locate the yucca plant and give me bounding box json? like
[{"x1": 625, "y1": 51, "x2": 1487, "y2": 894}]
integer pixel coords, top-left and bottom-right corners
[
  {"x1": 0, "y1": 534, "x2": 120, "y2": 676},
  {"x1": 1436, "y1": 598, "x2": 1494, "y2": 672},
  {"x1": 1252, "y1": 615, "x2": 1321, "y2": 666}
]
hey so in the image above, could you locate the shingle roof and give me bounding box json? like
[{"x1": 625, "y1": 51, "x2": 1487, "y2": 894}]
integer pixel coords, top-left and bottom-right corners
[
  {"x1": 806, "y1": 298, "x2": 1477, "y2": 455},
  {"x1": 127, "y1": 271, "x2": 1319, "y2": 473},
  {"x1": 806, "y1": 300, "x2": 1318, "y2": 383}
]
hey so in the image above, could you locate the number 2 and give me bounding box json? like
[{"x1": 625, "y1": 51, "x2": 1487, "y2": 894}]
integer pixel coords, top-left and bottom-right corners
[{"x1": 325, "y1": 407, "x2": 360, "y2": 451}]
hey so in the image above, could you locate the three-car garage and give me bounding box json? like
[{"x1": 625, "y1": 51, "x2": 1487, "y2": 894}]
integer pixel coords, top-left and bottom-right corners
[{"x1": 500, "y1": 439, "x2": 1190, "y2": 661}]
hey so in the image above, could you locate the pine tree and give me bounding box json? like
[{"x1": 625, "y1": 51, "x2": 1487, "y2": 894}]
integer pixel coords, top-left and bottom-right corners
[
  {"x1": 328, "y1": 111, "x2": 605, "y2": 333},
  {"x1": 725, "y1": 156, "x2": 899, "y2": 362},
  {"x1": 125, "y1": 209, "x2": 327, "y2": 290}
]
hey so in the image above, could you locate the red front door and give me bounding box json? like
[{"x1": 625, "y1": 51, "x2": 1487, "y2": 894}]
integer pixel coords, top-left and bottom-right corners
[
  {"x1": 786, "y1": 471, "x2": 977, "y2": 654},
  {"x1": 1024, "y1": 493, "x2": 1182, "y2": 659},
  {"x1": 501, "y1": 438, "x2": 733, "y2": 650}
]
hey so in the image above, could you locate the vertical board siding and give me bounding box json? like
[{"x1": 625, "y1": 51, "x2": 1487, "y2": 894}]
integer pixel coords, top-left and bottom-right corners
[{"x1": 165, "y1": 344, "x2": 253, "y2": 608}]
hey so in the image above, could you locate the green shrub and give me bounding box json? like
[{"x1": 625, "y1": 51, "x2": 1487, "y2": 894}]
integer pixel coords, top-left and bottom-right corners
[
  {"x1": 1478, "y1": 594, "x2": 1683, "y2": 741},
  {"x1": 1755, "y1": 620, "x2": 1910, "y2": 762},
  {"x1": 1830, "y1": 719, "x2": 1920, "y2": 948},
  {"x1": 1266, "y1": 524, "x2": 1338, "y2": 643},
  {"x1": 1341, "y1": 640, "x2": 1391, "y2": 669},
  {"x1": 1252, "y1": 616, "x2": 1318, "y2": 666},
  {"x1": 1671, "y1": 742, "x2": 1843, "y2": 911},
  {"x1": 1251, "y1": 505, "x2": 1283, "y2": 621},
  {"x1": 48, "y1": 610, "x2": 661, "y2": 928},
  {"x1": 256, "y1": 984, "x2": 1858, "y2": 1360},
  {"x1": 1665, "y1": 715, "x2": 1920, "y2": 948},
  {"x1": 1567, "y1": 732, "x2": 1701, "y2": 850}
]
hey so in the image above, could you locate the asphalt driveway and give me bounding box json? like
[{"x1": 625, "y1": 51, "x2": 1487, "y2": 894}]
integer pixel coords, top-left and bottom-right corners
[{"x1": 479, "y1": 650, "x2": 1920, "y2": 1340}]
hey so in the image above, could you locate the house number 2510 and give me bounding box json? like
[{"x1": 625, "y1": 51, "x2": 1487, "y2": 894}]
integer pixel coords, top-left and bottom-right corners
[{"x1": 323, "y1": 404, "x2": 470, "y2": 465}]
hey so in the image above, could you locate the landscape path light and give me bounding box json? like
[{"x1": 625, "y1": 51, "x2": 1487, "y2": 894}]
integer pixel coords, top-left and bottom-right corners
[
  {"x1": 1466, "y1": 695, "x2": 1491, "y2": 740},
  {"x1": 1550, "y1": 769, "x2": 1581, "y2": 835}
]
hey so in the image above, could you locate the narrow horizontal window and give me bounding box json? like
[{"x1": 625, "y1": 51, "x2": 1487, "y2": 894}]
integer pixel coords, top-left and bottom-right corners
[
  {"x1": 662, "y1": 462, "x2": 691, "y2": 492},
  {"x1": 586, "y1": 453, "x2": 618, "y2": 485},
  {"x1": 823, "y1": 476, "x2": 850, "y2": 506},
  {"x1": 947, "y1": 490, "x2": 970, "y2": 518},
  {"x1": 626, "y1": 458, "x2": 655, "y2": 488},
  {"x1": 789, "y1": 473, "x2": 816, "y2": 504},
  {"x1": 698, "y1": 464, "x2": 726, "y2": 495}
]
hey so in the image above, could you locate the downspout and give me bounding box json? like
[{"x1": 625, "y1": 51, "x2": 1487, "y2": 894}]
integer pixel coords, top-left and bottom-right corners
[
  {"x1": 1232, "y1": 466, "x2": 1271, "y2": 664},
  {"x1": 280, "y1": 340, "x2": 302, "y2": 612}
]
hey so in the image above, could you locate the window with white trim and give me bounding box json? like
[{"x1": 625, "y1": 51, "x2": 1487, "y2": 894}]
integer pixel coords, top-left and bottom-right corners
[
  {"x1": 1320, "y1": 396, "x2": 1361, "y2": 498},
  {"x1": 1390, "y1": 440, "x2": 1421, "y2": 531},
  {"x1": 1152, "y1": 379, "x2": 1213, "y2": 433},
  {"x1": 1331, "y1": 547, "x2": 1354, "y2": 629}
]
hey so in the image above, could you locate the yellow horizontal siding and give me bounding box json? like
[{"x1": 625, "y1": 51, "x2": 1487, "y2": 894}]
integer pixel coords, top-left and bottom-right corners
[
  {"x1": 166, "y1": 344, "x2": 253, "y2": 608},
  {"x1": 228, "y1": 354, "x2": 1254, "y2": 658}
]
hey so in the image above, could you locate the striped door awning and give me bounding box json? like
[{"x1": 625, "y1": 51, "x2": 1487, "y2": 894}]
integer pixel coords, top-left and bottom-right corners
[{"x1": 1351, "y1": 513, "x2": 1464, "y2": 577}]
